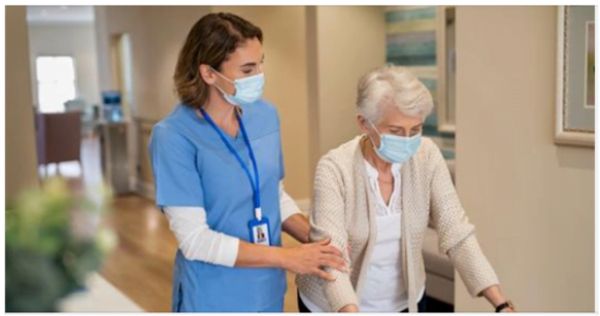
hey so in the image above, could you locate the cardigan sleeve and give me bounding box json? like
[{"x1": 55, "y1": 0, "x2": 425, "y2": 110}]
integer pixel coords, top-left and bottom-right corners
[
  {"x1": 308, "y1": 158, "x2": 359, "y2": 311},
  {"x1": 428, "y1": 143, "x2": 500, "y2": 297}
]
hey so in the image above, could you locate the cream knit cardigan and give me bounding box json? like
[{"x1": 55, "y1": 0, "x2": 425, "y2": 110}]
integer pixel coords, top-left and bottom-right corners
[{"x1": 296, "y1": 135, "x2": 499, "y2": 312}]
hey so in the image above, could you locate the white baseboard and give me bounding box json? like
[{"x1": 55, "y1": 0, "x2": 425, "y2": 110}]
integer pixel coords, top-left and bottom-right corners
[
  {"x1": 134, "y1": 178, "x2": 155, "y2": 200},
  {"x1": 128, "y1": 175, "x2": 137, "y2": 192}
]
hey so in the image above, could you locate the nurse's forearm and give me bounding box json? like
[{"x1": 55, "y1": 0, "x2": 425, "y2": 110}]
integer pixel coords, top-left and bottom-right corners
[
  {"x1": 282, "y1": 213, "x2": 310, "y2": 243},
  {"x1": 234, "y1": 240, "x2": 285, "y2": 268}
]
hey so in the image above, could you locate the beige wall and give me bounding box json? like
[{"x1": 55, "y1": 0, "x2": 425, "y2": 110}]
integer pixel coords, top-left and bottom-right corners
[
  {"x1": 95, "y1": 6, "x2": 154, "y2": 119},
  {"x1": 6, "y1": 6, "x2": 40, "y2": 201},
  {"x1": 94, "y1": 6, "x2": 386, "y2": 200},
  {"x1": 140, "y1": 6, "x2": 213, "y2": 119},
  {"x1": 308, "y1": 6, "x2": 386, "y2": 173},
  {"x1": 212, "y1": 6, "x2": 312, "y2": 199},
  {"x1": 27, "y1": 23, "x2": 101, "y2": 108},
  {"x1": 313, "y1": 6, "x2": 387, "y2": 155},
  {"x1": 454, "y1": 6, "x2": 594, "y2": 312},
  {"x1": 211, "y1": 6, "x2": 386, "y2": 199},
  {"x1": 94, "y1": 6, "x2": 211, "y2": 192}
]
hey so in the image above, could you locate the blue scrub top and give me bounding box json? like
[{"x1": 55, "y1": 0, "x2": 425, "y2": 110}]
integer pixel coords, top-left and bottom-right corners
[{"x1": 148, "y1": 100, "x2": 286, "y2": 312}]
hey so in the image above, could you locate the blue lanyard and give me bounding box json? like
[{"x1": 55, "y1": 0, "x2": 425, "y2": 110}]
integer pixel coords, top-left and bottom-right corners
[{"x1": 199, "y1": 108, "x2": 262, "y2": 219}]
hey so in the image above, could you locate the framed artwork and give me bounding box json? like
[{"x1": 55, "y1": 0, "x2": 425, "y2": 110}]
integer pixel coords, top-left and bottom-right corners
[
  {"x1": 555, "y1": 6, "x2": 595, "y2": 147},
  {"x1": 435, "y1": 6, "x2": 456, "y2": 135}
]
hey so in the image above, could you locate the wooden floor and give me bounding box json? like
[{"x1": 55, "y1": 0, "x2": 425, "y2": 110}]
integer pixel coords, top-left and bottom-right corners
[
  {"x1": 99, "y1": 194, "x2": 302, "y2": 312},
  {"x1": 99, "y1": 195, "x2": 177, "y2": 312}
]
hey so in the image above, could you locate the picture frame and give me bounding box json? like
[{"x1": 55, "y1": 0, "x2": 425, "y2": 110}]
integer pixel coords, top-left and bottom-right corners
[
  {"x1": 435, "y1": 6, "x2": 456, "y2": 135},
  {"x1": 555, "y1": 6, "x2": 595, "y2": 147}
]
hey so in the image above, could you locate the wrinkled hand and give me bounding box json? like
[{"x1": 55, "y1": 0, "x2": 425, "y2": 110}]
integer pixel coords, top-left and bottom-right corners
[{"x1": 338, "y1": 304, "x2": 359, "y2": 312}]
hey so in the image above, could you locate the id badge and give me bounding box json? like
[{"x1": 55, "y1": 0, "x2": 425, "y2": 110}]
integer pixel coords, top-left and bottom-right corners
[{"x1": 248, "y1": 216, "x2": 271, "y2": 246}]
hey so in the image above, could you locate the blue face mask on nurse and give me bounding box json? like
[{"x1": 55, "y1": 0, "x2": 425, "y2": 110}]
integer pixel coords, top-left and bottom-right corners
[{"x1": 211, "y1": 65, "x2": 265, "y2": 106}]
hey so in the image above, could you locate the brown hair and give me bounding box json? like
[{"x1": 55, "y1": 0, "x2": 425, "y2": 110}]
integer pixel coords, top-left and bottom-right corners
[{"x1": 173, "y1": 12, "x2": 263, "y2": 109}]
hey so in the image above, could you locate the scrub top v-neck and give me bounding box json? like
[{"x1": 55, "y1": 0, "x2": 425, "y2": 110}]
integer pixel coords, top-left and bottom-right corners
[{"x1": 148, "y1": 100, "x2": 286, "y2": 312}]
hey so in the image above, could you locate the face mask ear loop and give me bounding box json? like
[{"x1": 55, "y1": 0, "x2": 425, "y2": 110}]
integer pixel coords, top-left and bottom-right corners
[
  {"x1": 209, "y1": 65, "x2": 237, "y2": 98},
  {"x1": 367, "y1": 119, "x2": 383, "y2": 151},
  {"x1": 369, "y1": 120, "x2": 383, "y2": 134},
  {"x1": 209, "y1": 66, "x2": 234, "y2": 83}
]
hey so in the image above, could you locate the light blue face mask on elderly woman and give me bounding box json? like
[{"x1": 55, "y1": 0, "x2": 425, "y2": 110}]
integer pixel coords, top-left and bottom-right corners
[
  {"x1": 211, "y1": 66, "x2": 265, "y2": 106},
  {"x1": 368, "y1": 120, "x2": 422, "y2": 164}
]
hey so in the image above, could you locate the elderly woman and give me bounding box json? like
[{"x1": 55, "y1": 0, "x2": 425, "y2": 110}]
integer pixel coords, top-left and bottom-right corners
[{"x1": 296, "y1": 65, "x2": 515, "y2": 313}]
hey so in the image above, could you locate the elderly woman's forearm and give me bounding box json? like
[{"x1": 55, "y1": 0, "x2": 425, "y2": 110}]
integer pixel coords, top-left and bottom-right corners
[
  {"x1": 481, "y1": 284, "x2": 507, "y2": 308},
  {"x1": 282, "y1": 213, "x2": 310, "y2": 243}
]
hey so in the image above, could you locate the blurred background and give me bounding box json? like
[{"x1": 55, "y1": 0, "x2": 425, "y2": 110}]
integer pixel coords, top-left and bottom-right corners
[{"x1": 4, "y1": 5, "x2": 595, "y2": 312}]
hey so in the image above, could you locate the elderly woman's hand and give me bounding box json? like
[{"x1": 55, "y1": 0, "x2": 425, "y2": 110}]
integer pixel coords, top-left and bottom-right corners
[
  {"x1": 338, "y1": 304, "x2": 359, "y2": 312},
  {"x1": 481, "y1": 285, "x2": 515, "y2": 312},
  {"x1": 280, "y1": 238, "x2": 348, "y2": 281}
]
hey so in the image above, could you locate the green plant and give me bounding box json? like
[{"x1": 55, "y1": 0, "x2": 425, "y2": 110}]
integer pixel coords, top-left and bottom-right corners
[{"x1": 5, "y1": 178, "x2": 117, "y2": 312}]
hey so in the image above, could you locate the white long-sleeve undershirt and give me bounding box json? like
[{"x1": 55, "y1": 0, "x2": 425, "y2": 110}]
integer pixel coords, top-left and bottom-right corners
[{"x1": 163, "y1": 181, "x2": 302, "y2": 267}]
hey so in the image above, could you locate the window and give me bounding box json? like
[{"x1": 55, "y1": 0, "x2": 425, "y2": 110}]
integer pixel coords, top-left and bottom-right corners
[{"x1": 35, "y1": 56, "x2": 77, "y2": 113}]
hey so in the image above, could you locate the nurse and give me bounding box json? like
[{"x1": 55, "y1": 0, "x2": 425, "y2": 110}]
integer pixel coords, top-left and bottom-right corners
[{"x1": 148, "y1": 12, "x2": 346, "y2": 312}]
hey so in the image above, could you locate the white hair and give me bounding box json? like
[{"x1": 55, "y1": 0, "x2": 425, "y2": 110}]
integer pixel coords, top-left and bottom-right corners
[{"x1": 356, "y1": 64, "x2": 434, "y2": 123}]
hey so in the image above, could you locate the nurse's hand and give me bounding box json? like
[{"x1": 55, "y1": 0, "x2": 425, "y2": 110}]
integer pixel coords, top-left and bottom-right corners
[{"x1": 280, "y1": 238, "x2": 348, "y2": 281}]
